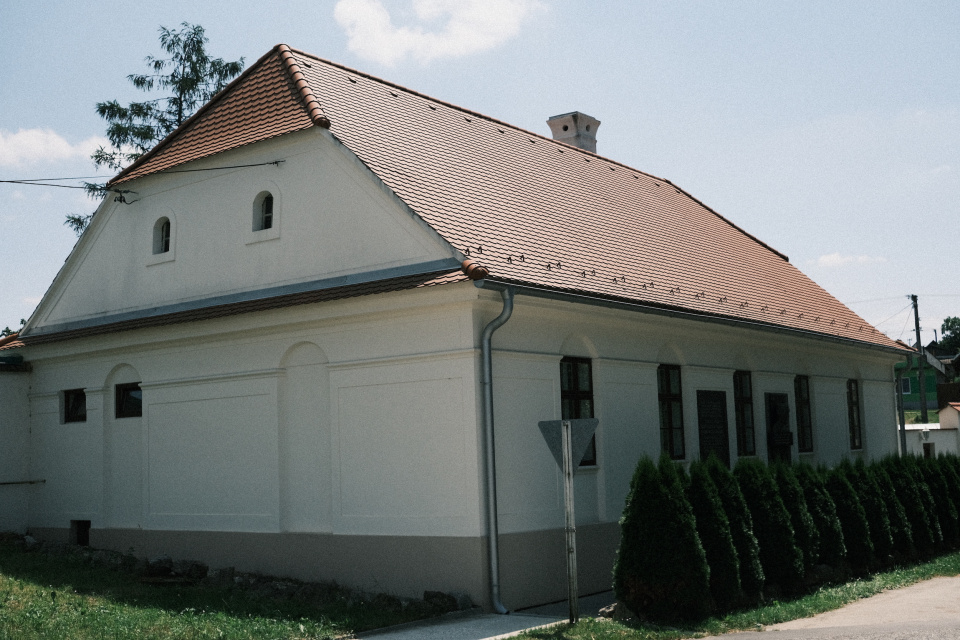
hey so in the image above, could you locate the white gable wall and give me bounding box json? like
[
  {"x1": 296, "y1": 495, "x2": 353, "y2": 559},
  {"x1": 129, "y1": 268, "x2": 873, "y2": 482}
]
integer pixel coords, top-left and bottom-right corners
[{"x1": 30, "y1": 128, "x2": 457, "y2": 331}]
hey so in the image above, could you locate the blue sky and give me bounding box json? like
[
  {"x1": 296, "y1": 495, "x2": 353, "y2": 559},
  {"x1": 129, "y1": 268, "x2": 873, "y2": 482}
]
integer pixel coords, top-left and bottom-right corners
[{"x1": 1, "y1": 0, "x2": 958, "y2": 344}]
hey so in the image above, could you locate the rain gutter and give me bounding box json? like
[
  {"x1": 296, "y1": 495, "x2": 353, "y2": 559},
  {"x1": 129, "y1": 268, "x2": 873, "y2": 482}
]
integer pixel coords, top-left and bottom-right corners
[
  {"x1": 479, "y1": 285, "x2": 514, "y2": 615},
  {"x1": 474, "y1": 279, "x2": 908, "y2": 356}
]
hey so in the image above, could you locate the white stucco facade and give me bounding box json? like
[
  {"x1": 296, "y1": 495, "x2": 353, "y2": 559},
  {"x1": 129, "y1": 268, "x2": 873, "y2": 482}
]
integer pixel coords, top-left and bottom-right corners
[{"x1": 2, "y1": 126, "x2": 905, "y2": 610}]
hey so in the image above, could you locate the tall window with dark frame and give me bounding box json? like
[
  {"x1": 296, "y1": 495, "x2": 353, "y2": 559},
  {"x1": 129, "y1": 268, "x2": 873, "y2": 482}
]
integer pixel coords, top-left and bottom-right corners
[
  {"x1": 115, "y1": 382, "x2": 143, "y2": 419},
  {"x1": 560, "y1": 357, "x2": 596, "y2": 466},
  {"x1": 63, "y1": 389, "x2": 87, "y2": 423},
  {"x1": 658, "y1": 364, "x2": 685, "y2": 459},
  {"x1": 159, "y1": 220, "x2": 171, "y2": 253},
  {"x1": 846, "y1": 379, "x2": 862, "y2": 450},
  {"x1": 795, "y1": 375, "x2": 814, "y2": 453},
  {"x1": 261, "y1": 194, "x2": 273, "y2": 230},
  {"x1": 733, "y1": 371, "x2": 755, "y2": 456}
]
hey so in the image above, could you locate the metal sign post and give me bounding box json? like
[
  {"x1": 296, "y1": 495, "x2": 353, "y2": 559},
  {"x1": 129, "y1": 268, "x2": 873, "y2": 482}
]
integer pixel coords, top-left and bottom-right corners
[{"x1": 538, "y1": 418, "x2": 599, "y2": 624}]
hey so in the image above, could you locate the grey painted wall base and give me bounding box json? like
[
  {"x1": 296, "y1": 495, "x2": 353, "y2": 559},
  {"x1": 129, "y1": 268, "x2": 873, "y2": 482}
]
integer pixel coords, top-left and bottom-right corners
[
  {"x1": 28, "y1": 522, "x2": 621, "y2": 612},
  {"x1": 30, "y1": 527, "x2": 488, "y2": 608},
  {"x1": 499, "y1": 522, "x2": 620, "y2": 610}
]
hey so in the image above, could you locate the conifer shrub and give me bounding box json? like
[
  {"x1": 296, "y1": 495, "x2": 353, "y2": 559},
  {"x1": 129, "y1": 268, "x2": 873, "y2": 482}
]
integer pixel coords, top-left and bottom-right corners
[
  {"x1": 937, "y1": 456, "x2": 960, "y2": 524},
  {"x1": 734, "y1": 458, "x2": 804, "y2": 594},
  {"x1": 869, "y1": 463, "x2": 915, "y2": 561},
  {"x1": 883, "y1": 456, "x2": 936, "y2": 558},
  {"x1": 614, "y1": 455, "x2": 711, "y2": 623},
  {"x1": 687, "y1": 459, "x2": 742, "y2": 612},
  {"x1": 772, "y1": 463, "x2": 819, "y2": 572},
  {"x1": 794, "y1": 463, "x2": 846, "y2": 571},
  {"x1": 903, "y1": 455, "x2": 944, "y2": 550},
  {"x1": 918, "y1": 457, "x2": 960, "y2": 549},
  {"x1": 849, "y1": 459, "x2": 894, "y2": 567},
  {"x1": 705, "y1": 456, "x2": 764, "y2": 605},
  {"x1": 940, "y1": 454, "x2": 960, "y2": 505},
  {"x1": 825, "y1": 465, "x2": 873, "y2": 575}
]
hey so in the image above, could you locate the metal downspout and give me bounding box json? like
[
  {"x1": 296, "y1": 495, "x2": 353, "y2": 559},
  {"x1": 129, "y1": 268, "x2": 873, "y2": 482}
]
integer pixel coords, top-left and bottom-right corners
[
  {"x1": 481, "y1": 286, "x2": 514, "y2": 614},
  {"x1": 896, "y1": 358, "x2": 908, "y2": 455}
]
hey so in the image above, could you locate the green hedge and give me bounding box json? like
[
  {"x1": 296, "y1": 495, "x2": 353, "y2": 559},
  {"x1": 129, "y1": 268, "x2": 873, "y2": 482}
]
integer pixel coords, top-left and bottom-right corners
[
  {"x1": 772, "y1": 463, "x2": 819, "y2": 572},
  {"x1": 705, "y1": 456, "x2": 764, "y2": 606},
  {"x1": 825, "y1": 465, "x2": 874, "y2": 575},
  {"x1": 870, "y1": 464, "x2": 915, "y2": 561},
  {"x1": 614, "y1": 455, "x2": 711, "y2": 622},
  {"x1": 687, "y1": 459, "x2": 742, "y2": 611},
  {"x1": 795, "y1": 464, "x2": 846, "y2": 569},
  {"x1": 614, "y1": 453, "x2": 960, "y2": 622},
  {"x1": 850, "y1": 459, "x2": 894, "y2": 568},
  {"x1": 734, "y1": 458, "x2": 804, "y2": 594}
]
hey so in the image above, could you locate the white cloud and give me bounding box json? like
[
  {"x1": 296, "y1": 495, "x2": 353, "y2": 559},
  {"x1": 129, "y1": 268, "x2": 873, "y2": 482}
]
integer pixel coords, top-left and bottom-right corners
[
  {"x1": 813, "y1": 253, "x2": 887, "y2": 268},
  {"x1": 334, "y1": 0, "x2": 545, "y2": 66},
  {"x1": 0, "y1": 128, "x2": 107, "y2": 167}
]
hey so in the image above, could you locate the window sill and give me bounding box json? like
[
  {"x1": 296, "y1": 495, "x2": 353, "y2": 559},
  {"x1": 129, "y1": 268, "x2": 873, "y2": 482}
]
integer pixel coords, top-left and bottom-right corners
[
  {"x1": 146, "y1": 251, "x2": 175, "y2": 266},
  {"x1": 246, "y1": 227, "x2": 280, "y2": 245}
]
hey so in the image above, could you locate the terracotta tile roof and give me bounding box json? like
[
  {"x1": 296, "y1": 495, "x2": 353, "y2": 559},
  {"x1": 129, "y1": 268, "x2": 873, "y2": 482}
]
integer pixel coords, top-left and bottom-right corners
[
  {"x1": 111, "y1": 47, "x2": 319, "y2": 186},
  {"x1": 107, "y1": 45, "x2": 904, "y2": 352},
  {"x1": 0, "y1": 333, "x2": 23, "y2": 351},
  {"x1": 20, "y1": 271, "x2": 466, "y2": 347}
]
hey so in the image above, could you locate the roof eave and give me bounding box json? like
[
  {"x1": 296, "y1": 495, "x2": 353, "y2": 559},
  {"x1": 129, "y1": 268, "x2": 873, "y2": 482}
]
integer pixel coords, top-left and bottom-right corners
[{"x1": 474, "y1": 278, "x2": 908, "y2": 356}]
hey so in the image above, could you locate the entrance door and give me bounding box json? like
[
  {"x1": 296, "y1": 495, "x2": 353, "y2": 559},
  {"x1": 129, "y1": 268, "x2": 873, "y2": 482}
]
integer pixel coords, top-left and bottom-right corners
[
  {"x1": 697, "y1": 390, "x2": 730, "y2": 467},
  {"x1": 765, "y1": 392, "x2": 793, "y2": 463}
]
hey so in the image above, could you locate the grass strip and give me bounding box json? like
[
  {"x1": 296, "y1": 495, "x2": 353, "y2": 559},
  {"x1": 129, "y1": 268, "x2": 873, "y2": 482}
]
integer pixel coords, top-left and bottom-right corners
[
  {"x1": 0, "y1": 537, "x2": 436, "y2": 639},
  {"x1": 518, "y1": 550, "x2": 960, "y2": 639}
]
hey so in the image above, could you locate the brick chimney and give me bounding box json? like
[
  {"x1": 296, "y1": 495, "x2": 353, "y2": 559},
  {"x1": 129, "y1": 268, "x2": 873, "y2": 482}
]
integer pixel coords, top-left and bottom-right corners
[{"x1": 546, "y1": 112, "x2": 601, "y2": 153}]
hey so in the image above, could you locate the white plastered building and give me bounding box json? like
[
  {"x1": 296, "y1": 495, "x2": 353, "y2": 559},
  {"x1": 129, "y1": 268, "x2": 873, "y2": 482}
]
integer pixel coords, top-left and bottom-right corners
[{"x1": 0, "y1": 45, "x2": 908, "y2": 610}]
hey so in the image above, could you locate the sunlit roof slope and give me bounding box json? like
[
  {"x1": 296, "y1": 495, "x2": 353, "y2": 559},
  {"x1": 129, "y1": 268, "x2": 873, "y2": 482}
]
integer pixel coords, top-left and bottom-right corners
[{"x1": 109, "y1": 44, "x2": 903, "y2": 352}]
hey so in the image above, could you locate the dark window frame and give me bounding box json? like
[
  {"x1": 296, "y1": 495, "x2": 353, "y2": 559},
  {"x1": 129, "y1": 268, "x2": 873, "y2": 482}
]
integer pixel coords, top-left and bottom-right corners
[
  {"x1": 115, "y1": 382, "x2": 143, "y2": 419},
  {"x1": 658, "y1": 364, "x2": 685, "y2": 459},
  {"x1": 900, "y1": 377, "x2": 911, "y2": 395},
  {"x1": 795, "y1": 375, "x2": 814, "y2": 453},
  {"x1": 254, "y1": 192, "x2": 275, "y2": 231},
  {"x1": 560, "y1": 356, "x2": 597, "y2": 467},
  {"x1": 733, "y1": 370, "x2": 755, "y2": 456},
  {"x1": 62, "y1": 388, "x2": 87, "y2": 423},
  {"x1": 153, "y1": 217, "x2": 171, "y2": 255},
  {"x1": 261, "y1": 194, "x2": 274, "y2": 230},
  {"x1": 159, "y1": 219, "x2": 171, "y2": 253},
  {"x1": 846, "y1": 379, "x2": 862, "y2": 450}
]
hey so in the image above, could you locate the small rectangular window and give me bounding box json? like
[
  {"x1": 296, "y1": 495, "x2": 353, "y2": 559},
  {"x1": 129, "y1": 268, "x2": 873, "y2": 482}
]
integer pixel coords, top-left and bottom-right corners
[
  {"x1": 847, "y1": 379, "x2": 862, "y2": 450},
  {"x1": 795, "y1": 375, "x2": 813, "y2": 453},
  {"x1": 733, "y1": 371, "x2": 755, "y2": 456},
  {"x1": 115, "y1": 382, "x2": 142, "y2": 419},
  {"x1": 900, "y1": 377, "x2": 911, "y2": 394},
  {"x1": 658, "y1": 364, "x2": 685, "y2": 459},
  {"x1": 63, "y1": 389, "x2": 87, "y2": 423},
  {"x1": 560, "y1": 357, "x2": 596, "y2": 466}
]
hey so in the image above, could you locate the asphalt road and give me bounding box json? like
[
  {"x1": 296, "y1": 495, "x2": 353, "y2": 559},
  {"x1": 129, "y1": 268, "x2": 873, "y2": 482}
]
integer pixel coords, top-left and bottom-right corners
[{"x1": 706, "y1": 576, "x2": 960, "y2": 640}]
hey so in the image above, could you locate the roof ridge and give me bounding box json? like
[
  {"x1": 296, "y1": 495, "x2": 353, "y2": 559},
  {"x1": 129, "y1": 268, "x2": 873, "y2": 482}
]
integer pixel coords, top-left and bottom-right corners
[
  {"x1": 109, "y1": 44, "x2": 292, "y2": 187},
  {"x1": 277, "y1": 44, "x2": 330, "y2": 128},
  {"x1": 288, "y1": 47, "x2": 789, "y2": 263}
]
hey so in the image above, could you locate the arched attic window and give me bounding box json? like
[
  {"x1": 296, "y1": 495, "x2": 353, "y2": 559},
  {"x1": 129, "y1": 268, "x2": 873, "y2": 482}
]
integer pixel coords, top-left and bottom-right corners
[
  {"x1": 253, "y1": 192, "x2": 274, "y2": 231},
  {"x1": 153, "y1": 217, "x2": 171, "y2": 254}
]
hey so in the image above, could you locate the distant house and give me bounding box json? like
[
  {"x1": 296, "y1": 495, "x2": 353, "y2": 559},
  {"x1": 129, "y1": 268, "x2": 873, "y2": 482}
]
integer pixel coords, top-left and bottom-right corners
[
  {"x1": 0, "y1": 45, "x2": 908, "y2": 610},
  {"x1": 903, "y1": 403, "x2": 960, "y2": 459},
  {"x1": 896, "y1": 345, "x2": 950, "y2": 412}
]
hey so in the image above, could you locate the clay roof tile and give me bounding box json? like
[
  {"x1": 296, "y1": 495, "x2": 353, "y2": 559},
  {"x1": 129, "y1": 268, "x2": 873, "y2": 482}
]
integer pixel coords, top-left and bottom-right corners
[{"x1": 105, "y1": 46, "x2": 904, "y2": 351}]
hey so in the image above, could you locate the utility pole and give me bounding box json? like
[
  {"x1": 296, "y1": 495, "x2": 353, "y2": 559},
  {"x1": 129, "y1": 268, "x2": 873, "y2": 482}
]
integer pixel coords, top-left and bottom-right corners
[{"x1": 911, "y1": 294, "x2": 928, "y2": 423}]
